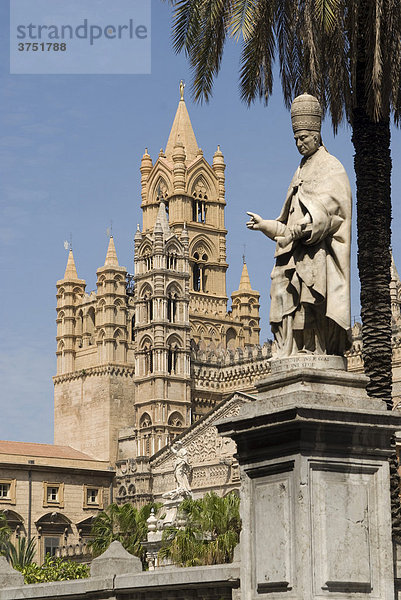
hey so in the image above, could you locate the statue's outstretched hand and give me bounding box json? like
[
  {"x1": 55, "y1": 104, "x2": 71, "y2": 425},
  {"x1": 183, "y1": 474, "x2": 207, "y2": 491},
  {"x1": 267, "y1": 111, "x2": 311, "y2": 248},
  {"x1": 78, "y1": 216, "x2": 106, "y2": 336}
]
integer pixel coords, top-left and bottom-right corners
[{"x1": 246, "y1": 212, "x2": 263, "y2": 230}]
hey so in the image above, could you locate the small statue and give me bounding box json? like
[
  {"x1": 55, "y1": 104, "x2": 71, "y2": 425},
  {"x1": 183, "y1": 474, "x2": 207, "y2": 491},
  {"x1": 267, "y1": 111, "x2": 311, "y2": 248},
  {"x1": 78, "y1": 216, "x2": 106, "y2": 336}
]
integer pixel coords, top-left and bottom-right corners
[
  {"x1": 179, "y1": 80, "x2": 185, "y2": 101},
  {"x1": 171, "y1": 440, "x2": 192, "y2": 495},
  {"x1": 247, "y1": 93, "x2": 351, "y2": 357},
  {"x1": 162, "y1": 440, "x2": 192, "y2": 501}
]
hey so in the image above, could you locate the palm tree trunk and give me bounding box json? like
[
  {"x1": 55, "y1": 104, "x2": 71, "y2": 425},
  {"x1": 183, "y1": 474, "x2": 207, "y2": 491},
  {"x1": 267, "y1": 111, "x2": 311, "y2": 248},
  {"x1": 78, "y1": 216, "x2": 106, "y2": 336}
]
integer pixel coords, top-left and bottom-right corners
[
  {"x1": 351, "y1": 0, "x2": 392, "y2": 406},
  {"x1": 351, "y1": 0, "x2": 399, "y2": 542}
]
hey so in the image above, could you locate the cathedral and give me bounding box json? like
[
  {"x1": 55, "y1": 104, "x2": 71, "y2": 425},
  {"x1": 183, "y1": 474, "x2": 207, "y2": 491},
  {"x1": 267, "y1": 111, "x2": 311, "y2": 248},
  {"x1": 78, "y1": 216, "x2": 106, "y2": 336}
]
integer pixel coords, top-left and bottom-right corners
[{"x1": 53, "y1": 89, "x2": 269, "y2": 504}]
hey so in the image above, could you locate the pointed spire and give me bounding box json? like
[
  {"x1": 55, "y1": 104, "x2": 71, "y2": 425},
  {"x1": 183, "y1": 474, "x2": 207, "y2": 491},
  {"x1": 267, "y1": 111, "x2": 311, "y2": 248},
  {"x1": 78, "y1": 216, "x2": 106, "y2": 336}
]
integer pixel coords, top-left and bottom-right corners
[
  {"x1": 104, "y1": 236, "x2": 119, "y2": 267},
  {"x1": 134, "y1": 224, "x2": 143, "y2": 243},
  {"x1": 238, "y1": 262, "x2": 252, "y2": 291},
  {"x1": 165, "y1": 93, "x2": 199, "y2": 163},
  {"x1": 154, "y1": 202, "x2": 170, "y2": 237},
  {"x1": 63, "y1": 249, "x2": 79, "y2": 280},
  {"x1": 391, "y1": 250, "x2": 400, "y2": 284}
]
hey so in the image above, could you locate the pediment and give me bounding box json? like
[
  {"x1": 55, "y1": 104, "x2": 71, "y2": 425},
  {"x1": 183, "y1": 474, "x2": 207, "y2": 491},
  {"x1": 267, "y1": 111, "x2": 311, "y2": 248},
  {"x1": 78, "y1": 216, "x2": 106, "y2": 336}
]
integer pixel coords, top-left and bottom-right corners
[{"x1": 150, "y1": 392, "x2": 255, "y2": 473}]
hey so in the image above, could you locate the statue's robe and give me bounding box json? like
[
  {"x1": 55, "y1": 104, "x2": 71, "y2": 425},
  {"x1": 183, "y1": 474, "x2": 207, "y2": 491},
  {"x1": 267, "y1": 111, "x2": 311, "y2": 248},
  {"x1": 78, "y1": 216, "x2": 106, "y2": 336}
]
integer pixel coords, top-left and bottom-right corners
[{"x1": 270, "y1": 146, "x2": 351, "y2": 356}]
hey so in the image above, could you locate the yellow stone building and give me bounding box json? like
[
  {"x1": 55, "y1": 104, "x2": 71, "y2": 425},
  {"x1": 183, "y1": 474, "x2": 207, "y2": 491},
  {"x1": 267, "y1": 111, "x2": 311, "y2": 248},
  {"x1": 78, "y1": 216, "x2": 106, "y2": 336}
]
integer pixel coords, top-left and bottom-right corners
[{"x1": 0, "y1": 441, "x2": 113, "y2": 563}]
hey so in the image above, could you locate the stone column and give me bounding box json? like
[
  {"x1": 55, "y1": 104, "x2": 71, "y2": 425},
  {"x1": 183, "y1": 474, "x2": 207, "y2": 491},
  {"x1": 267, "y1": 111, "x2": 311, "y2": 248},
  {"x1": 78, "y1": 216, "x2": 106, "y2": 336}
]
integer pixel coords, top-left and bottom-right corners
[{"x1": 217, "y1": 357, "x2": 401, "y2": 600}]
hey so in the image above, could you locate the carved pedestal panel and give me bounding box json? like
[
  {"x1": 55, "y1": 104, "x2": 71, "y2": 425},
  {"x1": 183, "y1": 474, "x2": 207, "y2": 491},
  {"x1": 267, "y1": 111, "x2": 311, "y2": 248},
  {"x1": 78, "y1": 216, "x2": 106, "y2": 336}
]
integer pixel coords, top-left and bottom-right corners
[{"x1": 217, "y1": 367, "x2": 401, "y2": 600}]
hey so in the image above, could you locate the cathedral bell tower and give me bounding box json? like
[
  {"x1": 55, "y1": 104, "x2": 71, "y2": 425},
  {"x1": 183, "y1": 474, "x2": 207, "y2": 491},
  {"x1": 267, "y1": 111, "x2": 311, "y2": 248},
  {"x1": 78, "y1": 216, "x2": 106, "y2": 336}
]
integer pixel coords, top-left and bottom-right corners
[
  {"x1": 131, "y1": 202, "x2": 192, "y2": 456},
  {"x1": 139, "y1": 83, "x2": 251, "y2": 350}
]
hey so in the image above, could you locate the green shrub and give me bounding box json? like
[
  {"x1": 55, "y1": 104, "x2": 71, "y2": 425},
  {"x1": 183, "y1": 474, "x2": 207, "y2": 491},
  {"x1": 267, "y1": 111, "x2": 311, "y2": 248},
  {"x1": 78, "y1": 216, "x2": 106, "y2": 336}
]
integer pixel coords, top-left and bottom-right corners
[{"x1": 20, "y1": 555, "x2": 89, "y2": 584}]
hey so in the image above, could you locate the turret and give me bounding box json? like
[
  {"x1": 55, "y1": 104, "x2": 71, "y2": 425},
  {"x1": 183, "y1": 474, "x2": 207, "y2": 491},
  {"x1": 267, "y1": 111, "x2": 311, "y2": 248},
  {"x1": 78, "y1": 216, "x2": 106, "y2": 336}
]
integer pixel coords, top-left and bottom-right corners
[
  {"x1": 231, "y1": 261, "x2": 261, "y2": 346},
  {"x1": 140, "y1": 149, "x2": 153, "y2": 205},
  {"x1": 56, "y1": 249, "x2": 86, "y2": 374},
  {"x1": 96, "y1": 237, "x2": 128, "y2": 363},
  {"x1": 212, "y1": 145, "x2": 226, "y2": 202}
]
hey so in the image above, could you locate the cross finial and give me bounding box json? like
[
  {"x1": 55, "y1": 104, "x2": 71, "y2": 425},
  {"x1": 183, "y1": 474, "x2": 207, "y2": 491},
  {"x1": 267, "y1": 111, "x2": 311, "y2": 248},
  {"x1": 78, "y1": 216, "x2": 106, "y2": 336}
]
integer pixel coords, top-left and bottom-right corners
[{"x1": 242, "y1": 244, "x2": 246, "y2": 264}]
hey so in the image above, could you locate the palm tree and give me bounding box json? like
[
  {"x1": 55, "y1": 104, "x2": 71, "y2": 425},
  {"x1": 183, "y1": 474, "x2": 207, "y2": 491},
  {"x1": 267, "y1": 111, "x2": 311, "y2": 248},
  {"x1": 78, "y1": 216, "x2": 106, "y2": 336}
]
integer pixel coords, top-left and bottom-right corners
[
  {"x1": 88, "y1": 502, "x2": 158, "y2": 566},
  {"x1": 158, "y1": 491, "x2": 241, "y2": 566},
  {"x1": 167, "y1": 0, "x2": 401, "y2": 407},
  {"x1": 5, "y1": 537, "x2": 36, "y2": 570}
]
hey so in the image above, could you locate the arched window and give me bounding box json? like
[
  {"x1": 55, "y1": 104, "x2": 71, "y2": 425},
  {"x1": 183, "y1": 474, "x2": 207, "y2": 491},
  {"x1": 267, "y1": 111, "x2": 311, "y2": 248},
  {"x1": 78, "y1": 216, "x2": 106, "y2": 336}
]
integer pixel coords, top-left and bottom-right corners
[
  {"x1": 143, "y1": 295, "x2": 153, "y2": 323},
  {"x1": 167, "y1": 345, "x2": 178, "y2": 374},
  {"x1": 144, "y1": 345, "x2": 153, "y2": 374},
  {"x1": 142, "y1": 250, "x2": 153, "y2": 271},
  {"x1": 86, "y1": 307, "x2": 95, "y2": 345},
  {"x1": 191, "y1": 178, "x2": 208, "y2": 223},
  {"x1": 140, "y1": 413, "x2": 152, "y2": 428},
  {"x1": 167, "y1": 293, "x2": 177, "y2": 323},
  {"x1": 76, "y1": 310, "x2": 83, "y2": 348},
  {"x1": 131, "y1": 315, "x2": 136, "y2": 341},
  {"x1": 166, "y1": 252, "x2": 177, "y2": 270},
  {"x1": 192, "y1": 197, "x2": 206, "y2": 223},
  {"x1": 192, "y1": 252, "x2": 208, "y2": 292},
  {"x1": 226, "y1": 327, "x2": 237, "y2": 349},
  {"x1": 168, "y1": 411, "x2": 184, "y2": 428}
]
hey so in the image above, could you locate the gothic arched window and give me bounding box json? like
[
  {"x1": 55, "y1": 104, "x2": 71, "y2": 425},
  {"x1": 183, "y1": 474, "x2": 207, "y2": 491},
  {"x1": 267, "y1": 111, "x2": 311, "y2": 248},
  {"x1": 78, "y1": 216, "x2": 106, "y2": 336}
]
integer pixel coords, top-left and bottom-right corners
[
  {"x1": 167, "y1": 293, "x2": 178, "y2": 322},
  {"x1": 144, "y1": 345, "x2": 153, "y2": 374},
  {"x1": 191, "y1": 178, "x2": 208, "y2": 223},
  {"x1": 192, "y1": 252, "x2": 208, "y2": 292},
  {"x1": 131, "y1": 315, "x2": 136, "y2": 341},
  {"x1": 167, "y1": 346, "x2": 178, "y2": 374}
]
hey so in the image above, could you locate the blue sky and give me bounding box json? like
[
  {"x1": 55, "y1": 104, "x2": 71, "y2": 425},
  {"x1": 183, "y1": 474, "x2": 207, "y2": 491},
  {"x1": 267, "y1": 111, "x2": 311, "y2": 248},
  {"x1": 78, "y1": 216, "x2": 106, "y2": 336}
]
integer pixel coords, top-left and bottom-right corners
[{"x1": 1, "y1": 0, "x2": 401, "y2": 444}]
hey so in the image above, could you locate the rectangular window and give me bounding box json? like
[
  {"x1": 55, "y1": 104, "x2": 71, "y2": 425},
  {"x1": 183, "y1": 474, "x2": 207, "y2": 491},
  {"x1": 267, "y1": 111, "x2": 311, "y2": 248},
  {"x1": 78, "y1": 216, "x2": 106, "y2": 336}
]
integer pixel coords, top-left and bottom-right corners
[
  {"x1": 83, "y1": 485, "x2": 103, "y2": 509},
  {"x1": 0, "y1": 479, "x2": 16, "y2": 504},
  {"x1": 87, "y1": 488, "x2": 98, "y2": 504},
  {"x1": 44, "y1": 536, "x2": 60, "y2": 558},
  {"x1": 47, "y1": 487, "x2": 59, "y2": 502},
  {"x1": 0, "y1": 483, "x2": 10, "y2": 498},
  {"x1": 43, "y1": 482, "x2": 64, "y2": 508}
]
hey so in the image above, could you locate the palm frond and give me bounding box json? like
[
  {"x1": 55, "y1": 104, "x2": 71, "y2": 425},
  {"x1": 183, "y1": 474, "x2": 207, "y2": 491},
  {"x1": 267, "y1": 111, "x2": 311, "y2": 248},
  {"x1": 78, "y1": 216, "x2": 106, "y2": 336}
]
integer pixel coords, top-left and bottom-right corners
[
  {"x1": 229, "y1": 0, "x2": 257, "y2": 41},
  {"x1": 314, "y1": 0, "x2": 341, "y2": 33},
  {"x1": 189, "y1": 0, "x2": 230, "y2": 102},
  {"x1": 239, "y1": 0, "x2": 277, "y2": 104}
]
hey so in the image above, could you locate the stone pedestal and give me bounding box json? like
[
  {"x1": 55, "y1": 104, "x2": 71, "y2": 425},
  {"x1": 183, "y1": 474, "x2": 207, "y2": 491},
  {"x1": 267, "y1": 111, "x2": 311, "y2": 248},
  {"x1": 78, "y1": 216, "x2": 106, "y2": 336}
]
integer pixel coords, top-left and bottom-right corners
[{"x1": 217, "y1": 363, "x2": 401, "y2": 600}]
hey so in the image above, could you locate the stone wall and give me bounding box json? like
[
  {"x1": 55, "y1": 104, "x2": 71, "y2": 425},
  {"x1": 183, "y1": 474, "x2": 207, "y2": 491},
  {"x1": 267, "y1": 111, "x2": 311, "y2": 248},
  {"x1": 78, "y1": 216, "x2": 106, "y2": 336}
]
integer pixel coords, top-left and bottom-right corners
[{"x1": 0, "y1": 550, "x2": 239, "y2": 600}]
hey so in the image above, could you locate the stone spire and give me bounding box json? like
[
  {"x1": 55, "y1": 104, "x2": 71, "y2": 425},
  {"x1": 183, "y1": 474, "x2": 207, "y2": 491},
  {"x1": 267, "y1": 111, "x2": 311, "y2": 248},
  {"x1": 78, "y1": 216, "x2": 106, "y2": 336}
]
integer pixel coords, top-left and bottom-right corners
[
  {"x1": 104, "y1": 236, "x2": 119, "y2": 267},
  {"x1": 238, "y1": 262, "x2": 252, "y2": 292},
  {"x1": 231, "y1": 261, "x2": 260, "y2": 346},
  {"x1": 391, "y1": 250, "x2": 400, "y2": 284},
  {"x1": 154, "y1": 201, "x2": 170, "y2": 237},
  {"x1": 165, "y1": 85, "x2": 199, "y2": 163},
  {"x1": 63, "y1": 249, "x2": 79, "y2": 280}
]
